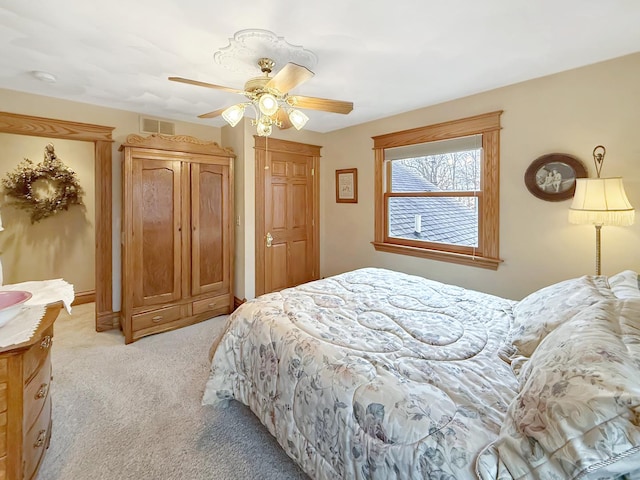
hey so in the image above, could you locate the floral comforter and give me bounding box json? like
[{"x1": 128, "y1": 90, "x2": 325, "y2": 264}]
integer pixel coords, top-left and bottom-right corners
[{"x1": 203, "y1": 268, "x2": 519, "y2": 479}]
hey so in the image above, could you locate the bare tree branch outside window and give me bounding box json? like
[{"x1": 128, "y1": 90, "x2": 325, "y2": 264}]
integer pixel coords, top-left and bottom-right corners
[{"x1": 398, "y1": 149, "x2": 481, "y2": 208}]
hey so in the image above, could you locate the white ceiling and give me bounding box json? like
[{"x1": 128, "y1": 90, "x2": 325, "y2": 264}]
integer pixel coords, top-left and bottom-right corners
[{"x1": 1, "y1": 1, "x2": 639, "y2": 133}]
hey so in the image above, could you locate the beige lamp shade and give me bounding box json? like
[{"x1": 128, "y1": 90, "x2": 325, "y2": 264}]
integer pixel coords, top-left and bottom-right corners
[{"x1": 568, "y1": 177, "x2": 635, "y2": 226}]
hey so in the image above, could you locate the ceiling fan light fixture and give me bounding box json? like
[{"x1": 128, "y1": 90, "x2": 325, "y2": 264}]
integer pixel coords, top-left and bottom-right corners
[
  {"x1": 221, "y1": 103, "x2": 246, "y2": 127},
  {"x1": 256, "y1": 116, "x2": 273, "y2": 137},
  {"x1": 170, "y1": 55, "x2": 353, "y2": 137},
  {"x1": 288, "y1": 109, "x2": 309, "y2": 130},
  {"x1": 258, "y1": 93, "x2": 279, "y2": 116}
]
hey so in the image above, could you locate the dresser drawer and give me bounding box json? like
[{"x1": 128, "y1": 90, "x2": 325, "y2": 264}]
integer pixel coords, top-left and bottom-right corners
[
  {"x1": 132, "y1": 305, "x2": 182, "y2": 331},
  {"x1": 22, "y1": 326, "x2": 54, "y2": 385},
  {"x1": 24, "y1": 356, "x2": 51, "y2": 431},
  {"x1": 192, "y1": 295, "x2": 230, "y2": 316},
  {"x1": 23, "y1": 395, "x2": 51, "y2": 480}
]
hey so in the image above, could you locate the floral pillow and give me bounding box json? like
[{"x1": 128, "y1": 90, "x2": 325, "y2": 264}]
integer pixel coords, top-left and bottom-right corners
[
  {"x1": 503, "y1": 275, "x2": 615, "y2": 362},
  {"x1": 476, "y1": 298, "x2": 640, "y2": 480}
]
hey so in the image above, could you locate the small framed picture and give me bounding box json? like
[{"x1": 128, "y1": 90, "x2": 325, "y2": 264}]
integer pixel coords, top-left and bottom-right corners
[
  {"x1": 336, "y1": 168, "x2": 358, "y2": 203},
  {"x1": 524, "y1": 153, "x2": 587, "y2": 202}
]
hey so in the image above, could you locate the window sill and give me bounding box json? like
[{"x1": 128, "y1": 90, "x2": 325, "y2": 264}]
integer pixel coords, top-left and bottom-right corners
[{"x1": 371, "y1": 241, "x2": 502, "y2": 270}]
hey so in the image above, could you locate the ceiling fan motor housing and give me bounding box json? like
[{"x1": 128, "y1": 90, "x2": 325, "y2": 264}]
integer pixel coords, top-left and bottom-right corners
[{"x1": 244, "y1": 76, "x2": 271, "y2": 93}]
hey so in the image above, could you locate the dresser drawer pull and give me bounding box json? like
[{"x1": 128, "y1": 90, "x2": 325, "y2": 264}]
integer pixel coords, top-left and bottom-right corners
[
  {"x1": 35, "y1": 383, "x2": 49, "y2": 399},
  {"x1": 34, "y1": 429, "x2": 47, "y2": 448},
  {"x1": 208, "y1": 303, "x2": 216, "y2": 308},
  {"x1": 40, "y1": 335, "x2": 52, "y2": 349},
  {"x1": 151, "y1": 315, "x2": 163, "y2": 323}
]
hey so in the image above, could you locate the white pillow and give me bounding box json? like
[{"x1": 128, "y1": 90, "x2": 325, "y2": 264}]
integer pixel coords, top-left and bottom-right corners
[{"x1": 609, "y1": 270, "x2": 640, "y2": 299}]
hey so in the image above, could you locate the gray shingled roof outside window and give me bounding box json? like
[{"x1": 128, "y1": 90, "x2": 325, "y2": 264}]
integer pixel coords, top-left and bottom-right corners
[{"x1": 389, "y1": 163, "x2": 478, "y2": 246}]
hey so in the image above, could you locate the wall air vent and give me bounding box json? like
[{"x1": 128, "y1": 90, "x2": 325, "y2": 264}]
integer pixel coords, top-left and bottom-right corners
[{"x1": 139, "y1": 117, "x2": 175, "y2": 135}]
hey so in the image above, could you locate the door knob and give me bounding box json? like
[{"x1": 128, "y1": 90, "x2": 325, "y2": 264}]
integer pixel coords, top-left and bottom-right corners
[{"x1": 266, "y1": 232, "x2": 273, "y2": 248}]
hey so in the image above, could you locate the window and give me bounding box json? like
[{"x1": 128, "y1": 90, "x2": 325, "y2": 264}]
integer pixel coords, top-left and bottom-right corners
[{"x1": 372, "y1": 111, "x2": 502, "y2": 269}]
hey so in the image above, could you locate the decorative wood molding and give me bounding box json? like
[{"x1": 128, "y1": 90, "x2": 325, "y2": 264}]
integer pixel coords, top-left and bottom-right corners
[
  {"x1": 120, "y1": 133, "x2": 235, "y2": 157},
  {"x1": 372, "y1": 242, "x2": 502, "y2": 270},
  {"x1": 0, "y1": 111, "x2": 114, "y2": 142},
  {"x1": 0, "y1": 111, "x2": 115, "y2": 331},
  {"x1": 71, "y1": 290, "x2": 95, "y2": 306},
  {"x1": 254, "y1": 136, "x2": 322, "y2": 156},
  {"x1": 483, "y1": 129, "x2": 501, "y2": 260},
  {"x1": 372, "y1": 110, "x2": 503, "y2": 149}
]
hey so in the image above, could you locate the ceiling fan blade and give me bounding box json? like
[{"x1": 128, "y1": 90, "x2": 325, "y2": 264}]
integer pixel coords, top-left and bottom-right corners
[
  {"x1": 198, "y1": 107, "x2": 227, "y2": 119},
  {"x1": 275, "y1": 109, "x2": 293, "y2": 130},
  {"x1": 288, "y1": 95, "x2": 353, "y2": 114},
  {"x1": 266, "y1": 63, "x2": 314, "y2": 94},
  {"x1": 168, "y1": 76, "x2": 245, "y2": 94}
]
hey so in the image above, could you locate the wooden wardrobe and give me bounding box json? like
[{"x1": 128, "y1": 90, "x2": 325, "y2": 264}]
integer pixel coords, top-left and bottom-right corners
[{"x1": 120, "y1": 134, "x2": 234, "y2": 344}]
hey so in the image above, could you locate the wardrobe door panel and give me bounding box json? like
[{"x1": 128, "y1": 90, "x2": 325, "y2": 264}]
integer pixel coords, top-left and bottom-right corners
[
  {"x1": 132, "y1": 158, "x2": 182, "y2": 307},
  {"x1": 191, "y1": 163, "x2": 229, "y2": 296}
]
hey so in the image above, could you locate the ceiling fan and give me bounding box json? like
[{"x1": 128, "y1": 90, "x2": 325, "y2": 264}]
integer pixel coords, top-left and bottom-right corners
[{"x1": 169, "y1": 58, "x2": 353, "y2": 136}]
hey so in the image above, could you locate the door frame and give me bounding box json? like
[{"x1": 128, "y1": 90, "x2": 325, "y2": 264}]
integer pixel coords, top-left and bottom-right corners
[
  {"x1": 0, "y1": 111, "x2": 115, "y2": 331},
  {"x1": 254, "y1": 136, "x2": 321, "y2": 297}
]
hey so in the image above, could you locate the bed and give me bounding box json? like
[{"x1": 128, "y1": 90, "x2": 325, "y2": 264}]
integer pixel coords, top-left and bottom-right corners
[{"x1": 203, "y1": 267, "x2": 640, "y2": 479}]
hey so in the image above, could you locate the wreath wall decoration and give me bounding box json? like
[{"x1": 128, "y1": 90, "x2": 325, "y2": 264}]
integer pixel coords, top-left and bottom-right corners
[{"x1": 2, "y1": 143, "x2": 84, "y2": 223}]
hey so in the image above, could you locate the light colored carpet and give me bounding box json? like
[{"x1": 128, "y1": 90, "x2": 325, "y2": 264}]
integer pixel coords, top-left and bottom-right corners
[{"x1": 38, "y1": 304, "x2": 308, "y2": 480}]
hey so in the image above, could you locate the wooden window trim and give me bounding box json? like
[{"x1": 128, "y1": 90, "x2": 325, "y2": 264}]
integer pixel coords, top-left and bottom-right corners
[{"x1": 372, "y1": 111, "x2": 503, "y2": 270}]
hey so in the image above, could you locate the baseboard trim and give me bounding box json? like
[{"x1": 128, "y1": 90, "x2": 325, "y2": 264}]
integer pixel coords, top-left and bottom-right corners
[
  {"x1": 72, "y1": 290, "x2": 95, "y2": 306},
  {"x1": 233, "y1": 296, "x2": 246, "y2": 310}
]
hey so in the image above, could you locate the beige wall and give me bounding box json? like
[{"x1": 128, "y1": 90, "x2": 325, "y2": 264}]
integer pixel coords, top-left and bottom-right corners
[
  {"x1": 0, "y1": 89, "x2": 221, "y2": 309},
  {"x1": 320, "y1": 52, "x2": 640, "y2": 300},
  {"x1": 0, "y1": 134, "x2": 95, "y2": 290},
  {"x1": 221, "y1": 121, "x2": 246, "y2": 300}
]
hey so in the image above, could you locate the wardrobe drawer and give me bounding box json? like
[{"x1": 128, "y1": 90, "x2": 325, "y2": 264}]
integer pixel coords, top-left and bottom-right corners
[
  {"x1": 132, "y1": 305, "x2": 182, "y2": 331},
  {"x1": 192, "y1": 296, "x2": 229, "y2": 316},
  {"x1": 24, "y1": 356, "x2": 51, "y2": 431},
  {"x1": 23, "y1": 395, "x2": 51, "y2": 480},
  {"x1": 22, "y1": 326, "x2": 54, "y2": 384}
]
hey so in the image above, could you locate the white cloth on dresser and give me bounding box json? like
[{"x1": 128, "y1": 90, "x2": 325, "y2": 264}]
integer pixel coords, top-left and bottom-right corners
[
  {"x1": 0, "y1": 279, "x2": 74, "y2": 348},
  {"x1": 0, "y1": 304, "x2": 47, "y2": 348}
]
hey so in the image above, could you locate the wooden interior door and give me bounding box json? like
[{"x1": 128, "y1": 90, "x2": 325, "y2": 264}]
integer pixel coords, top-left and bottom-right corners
[
  {"x1": 131, "y1": 157, "x2": 183, "y2": 307},
  {"x1": 191, "y1": 161, "x2": 230, "y2": 296},
  {"x1": 256, "y1": 137, "x2": 320, "y2": 296}
]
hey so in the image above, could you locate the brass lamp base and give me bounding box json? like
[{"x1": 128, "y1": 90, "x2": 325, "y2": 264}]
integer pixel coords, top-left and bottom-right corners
[{"x1": 594, "y1": 224, "x2": 602, "y2": 276}]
